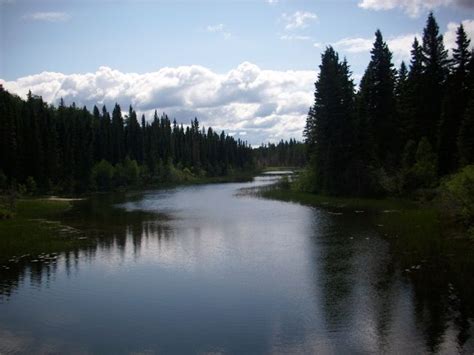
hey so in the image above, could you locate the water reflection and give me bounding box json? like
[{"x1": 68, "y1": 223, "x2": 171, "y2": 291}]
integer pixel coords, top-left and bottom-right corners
[{"x1": 0, "y1": 175, "x2": 473, "y2": 353}]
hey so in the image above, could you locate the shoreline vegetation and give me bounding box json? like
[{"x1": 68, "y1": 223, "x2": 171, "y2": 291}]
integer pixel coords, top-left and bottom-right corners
[
  {"x1": 0, "y1": 198, "x2": 84, "y2": 265},
  {"x1": 260, "y1": 170, "x2": 473, "y2": 242},
  {"x1": 0, "y1": 170, "x2": 258, "y2": 265},
  {"x1": 1, "y1": 12, "x2": 473, "y2": 270},
  {"x1": 297, "y1": 13, "x2": 474, "y2": 239}
]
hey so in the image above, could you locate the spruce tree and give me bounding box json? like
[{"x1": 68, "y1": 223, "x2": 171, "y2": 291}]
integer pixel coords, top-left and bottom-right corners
[
  {"x1": 421, "y1": 12, "x2": 449, "y2": 146},
  {"x1": 306, "y1": 47, "x2": 356, "y2": 195},
  {"x1": 358, "y1": 30, "x2": 398, "y2": 169},
  {"x1": 407, "y1": 37, "x2": 424, "y2": 143},
  {"x1": 458, "y1": 97, "x2": 474, "y2": 166},
  {"x1": 111, "y1": 103, "x2": 124, "y2": 164},
  {"x1": 395, "y1": 61, "x2": 411, "y2": 146},
  {"x1": 438, "y1": 24, "x2": 472, "y2": 174}
]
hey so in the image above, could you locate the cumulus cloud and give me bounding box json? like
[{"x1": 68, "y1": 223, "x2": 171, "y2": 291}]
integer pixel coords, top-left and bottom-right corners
[
  {"x1": 444, "y1": 19, "x2": 474, "y2": 53},
  {"x1": 358, "y1": 0, "x2": 473, "y2": 17},
  {"x1": 206, "y1": 23, "x2": 231, "y2": 39},
  {"x1": 333, "y1": 37, "x2": 374, "y2": 53},
  {"x1": 333, "y1": 34, "x2": 419, "y2": 61},
  {"x1": 385, "y1": 33, "x2": 421, "y2": 62},
  {"x1": 23, "y1": 11, "x2": 71, "y2": 22},
  {"x1": 0, "y1": 63, "x2": 316, "y2": 144},
  {"x1": 333, "y1": 19, "x2": 473, "y2": 63},
  {"x1": 280, "y1": 34, "x2": 311, "y2": 41},
  {"x1": 282, "y1": 11, "x2": 318, "y2": 30}
]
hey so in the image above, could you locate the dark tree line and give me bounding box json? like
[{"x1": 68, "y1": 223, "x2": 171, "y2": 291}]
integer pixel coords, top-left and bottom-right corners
[
  {"x1": 304, "y1": 13, "x2": 474, "y2": 196},
  {"x1": 254, "y1": 139, "x2": 307, "y2": 168},
  {"x1": 0, "y1": 89, "x2": 254, "y2": 192}
]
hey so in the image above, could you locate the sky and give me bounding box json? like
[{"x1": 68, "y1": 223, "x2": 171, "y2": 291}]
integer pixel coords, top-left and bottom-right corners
[{"x1": 1, "y1": 0, "x2": 473, "y2": 145}]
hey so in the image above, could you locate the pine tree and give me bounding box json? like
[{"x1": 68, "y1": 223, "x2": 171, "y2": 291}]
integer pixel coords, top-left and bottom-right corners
[
  {"x1": 421, "y1": 12, "x2": 449, "y2": 146},
  {"x1": 438, "y1": 24, "x2": 472, "y2": 174},
  {"x1": 458, "y1": 97, "x2": 474, "y2": 166},
  {"x1": 407, "y1": 37, "x2": 424, "y2": 143},
  {"x1": 395, "y1": 61, "x2": 412, "y2": 146},
  {"x1": 306, "y1": 47, "x2": 356, "y2": 195},
  {"x1": 111, "y1": 103, "x2": 124, "y2": 164},
  {"x1": 358, "y1": 30, "x2": 398, "y2": 169}
]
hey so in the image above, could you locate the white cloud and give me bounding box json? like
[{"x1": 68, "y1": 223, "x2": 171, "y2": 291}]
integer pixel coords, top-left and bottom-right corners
[
  {"x1": 333, "y1": 19, "x2": 474, "y2": 64},
  {"x1": 333, "y1": 33, "x2": 419, "y2": 63},
  {"x1": 280, "y1": 34, "x2": 311, "y2": 41},
  {"x1": 206, "y1": 23, "x2": 231, "y2": 40},
  {"x1": 313, "y1": 42, "x2": 322, "y2": 48},
  {"x1": 386, "y1": 33, "x2": 420, "y2": 62},
  {"x1": 266, "y1": 0, "x2": 279, "y2": 4},
  {"x1": 444, "y1": 19, "x2": 474, "y2": 53},
  {"x1": 334, "y1": 37, "x2": 373, "y2": 53},
  {"x1": 282, "y1": 11, "x2": 318, "y2": 30},
  {"x1": 0, "y1": 63, "x2": 316, "y2": 144},
  {"x1": 358, "y1": 0, "x2": 473, "y2": 17},
  {"x1": 23, "y1": 12, "x2": 71, "y2": 22}
]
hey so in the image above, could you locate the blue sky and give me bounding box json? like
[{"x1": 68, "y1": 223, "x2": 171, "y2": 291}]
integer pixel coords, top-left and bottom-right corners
[{"x1": 1, "y1": 0, "x2": 473, "y2": 144}]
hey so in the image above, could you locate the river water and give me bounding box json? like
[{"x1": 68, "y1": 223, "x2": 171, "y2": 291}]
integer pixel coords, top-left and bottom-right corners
[{"x1": 0, "y1": 174, "x2": 473, "y2": 354}]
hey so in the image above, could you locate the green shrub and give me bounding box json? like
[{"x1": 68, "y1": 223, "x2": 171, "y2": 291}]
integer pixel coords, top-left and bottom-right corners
[
  {"x1": 400, "y1": 137, "x2": 438, "y2": 193},
  {"x1": 412, "y1": 137, "x2": 437, "y2": 188},
  {"x1": 0, "y1": 207, "x2": 14, "y2": 220},
  {"x1": 26, "y1": 176, "x2": 37, "y2": 195},
  {"x1": 294, "y1": 168, "x2": 318, "y2": 193},
  {"x1": 278, "y1": 175, "x2": 291, "y2": 190},
  {"x1": 122, "y1": 157, "x2": 139, "y2": 185},
  {"x1": 0, "y1": 170, "x2": 7, "y2": 191},
  {"x1": 442, "y1": 165, "x2": 474, "y2": 224},
  {"x1": 17, "y1": 184, "x2": 27, "y2": 196},
  {"x1": 91, "y1": 160, "x2": 114, "y2": 191}
]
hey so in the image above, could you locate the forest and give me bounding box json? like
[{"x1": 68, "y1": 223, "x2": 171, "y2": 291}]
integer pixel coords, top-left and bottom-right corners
[
  {"x1": 0, "y1": 89, "x2": 254, "y2": 193},
  {"x1": 303, "y1": 13, "x2": 474, "y2": 200},
  {"x1": 1, "y1": 12, "x2": 473, "y2": 205},
  {"x1": 254, "y1": 139, "x2": 307, "y2": 168}
]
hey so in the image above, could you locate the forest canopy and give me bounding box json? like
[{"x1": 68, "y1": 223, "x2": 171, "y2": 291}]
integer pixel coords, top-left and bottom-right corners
[
  {"x1": 303, "y1": 13, "x2": 474, "y2": 197},
  {"x1": 0, "y1": 89, "x2": 254, "y2": 193}
]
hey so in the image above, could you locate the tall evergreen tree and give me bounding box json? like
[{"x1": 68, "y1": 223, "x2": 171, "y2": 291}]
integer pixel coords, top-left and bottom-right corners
[
  {"x1": 358, "y1": 30, "x2": 398, "y2": 169},
  {"x1": 395, "y1": 61, "x2": 412, "y2": 145},
  {"x1": 438, "y1": 24, "x2": 472, "y2": 174},
  {"x1": 420, "y1": 12, "x2": 449, "y2": 146},
  {"x1": 458, "y1": 97, "x2": 474, "y2": 166},
  {"x1": 111, "y1": 103, "x2": 124, "y2": 164},
  {"x1": 306, "y1": 47, "x2": 356, "y2": 195},
  {"x1": 406, "y1": 37, "x2": 425, "y2": 143}
]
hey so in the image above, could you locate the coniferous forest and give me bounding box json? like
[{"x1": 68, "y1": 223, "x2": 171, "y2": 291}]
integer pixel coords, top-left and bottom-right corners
[
  {"x1": 0, "y1": 88, "x2": 254, "y2": 193},
  {"x1": 254, "y1": 140, "x2": 307, "y2": 168},
  {"x1": 303, "y1": 13, "x2": 474, "y2": 198},
  {"x1": 3, "y1": 3, "x2": 474, "y2": 353}
]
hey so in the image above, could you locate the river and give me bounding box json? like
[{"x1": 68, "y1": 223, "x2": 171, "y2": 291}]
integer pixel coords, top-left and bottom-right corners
[{"x1": 0, "y1": 174, "x2": 473, "y2": 354}]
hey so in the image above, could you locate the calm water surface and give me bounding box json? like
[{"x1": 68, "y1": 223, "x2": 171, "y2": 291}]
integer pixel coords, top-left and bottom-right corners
[{"x1": 1, "y1": 175, "x2": 473, "y2": 354}]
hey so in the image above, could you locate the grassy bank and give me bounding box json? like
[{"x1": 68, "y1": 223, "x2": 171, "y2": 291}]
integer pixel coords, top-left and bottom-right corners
[
  {"x1": 260, "y1": 184, "x2": 444, "y2": 249},
  {"x1": 261, "y1": 187, "x2": 417, "y2": 211},
  {"x1": 0, "y1": 198, "x2": 90, "y2": 265},
  {"x1": 0, "y1": 171, "x2": 258, "y2": 265}
]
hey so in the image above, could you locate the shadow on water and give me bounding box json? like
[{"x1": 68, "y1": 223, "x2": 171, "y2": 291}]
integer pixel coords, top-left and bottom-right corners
[
  {"x1": 308, "y1": 208, "x2": 474, "y2": 353},
  {"x1": 0, "y1": 177, "x2": 473, "y2": 353},
  {"x1": 0, "y1": 191, "x2": 173, "y2": 300}
]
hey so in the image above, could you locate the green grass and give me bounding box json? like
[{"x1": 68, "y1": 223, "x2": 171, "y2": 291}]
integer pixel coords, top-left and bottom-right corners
[
  {"x1": 260, "y1": 185, "x2": 446, "y2": 266},
  {"x1": 261, "y1": 188, "x2": 418, "y2": 211},
  {"x1": 0, "y1": 198, "x2": 88, "y2": 264},
  {"x1": 15, "y1": 198, "x2": 72, "y2": 218}
]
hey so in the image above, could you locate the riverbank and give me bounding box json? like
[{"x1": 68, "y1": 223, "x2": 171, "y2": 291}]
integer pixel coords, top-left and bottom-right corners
[
  {"x1": 260, "y1": 185, "x2": 449, "y2": 249},
  {"x1": 0, "y1": 171, "x2": 258, "y2": 265},
  {"x1": 0, "y1": 198, "x2": 90, "y2": 265},
  {"x1": 261, "y1": 187, "x2": 417, "y2": 211}
]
